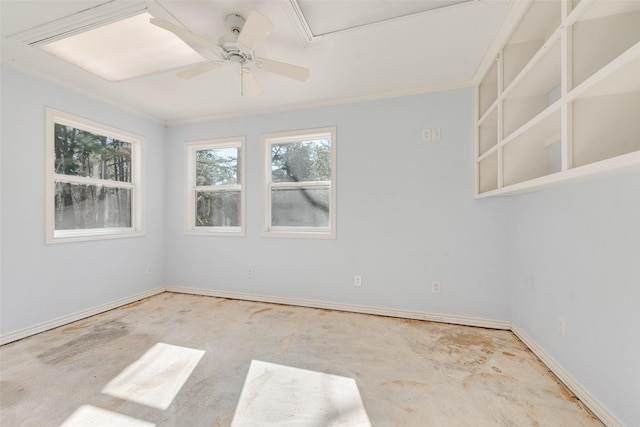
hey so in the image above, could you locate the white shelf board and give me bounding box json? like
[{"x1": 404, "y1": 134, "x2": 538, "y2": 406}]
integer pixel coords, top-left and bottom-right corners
[
  {"x1": 475, "y1": 151, "x2": 640, "y2": 198},
  {"x1": 508, "y1": 0, "x2": 561, "y2": 45},
  {"x1": 569, "y1": 0, "x2": 640, "y2": 24},
  {"x1": 568, "y1": 43, "x2": 640, "y2": 100},
  {"x1": 502, "y1": 101, "x2": 561, "y2": 146},
  {"x1": 502, "y1": 32, "x2": 561, "y2": 99},
  {"x1": 478, "y1": 109, "x2": 499, "y2": 157},
  {"x1": 477, "y1": 150, "x2": 499, "y2": 194},
  {"x1": 566, "y1": 0, "x2": 596, "y2": 25},
  {"x1": 477, "y1": 143, "x2": 499, "y2": 162},
  {"x1": 478, "y1": 100, "x2": 498, "y2": 125}
]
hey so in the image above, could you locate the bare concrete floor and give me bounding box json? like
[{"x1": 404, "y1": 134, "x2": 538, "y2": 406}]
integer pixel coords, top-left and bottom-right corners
[{"x1": 1, "y1": 292, "x2": 602, "y2": 426}]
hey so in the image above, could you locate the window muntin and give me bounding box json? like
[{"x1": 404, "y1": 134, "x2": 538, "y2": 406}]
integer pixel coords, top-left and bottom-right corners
[
  {"x1": 263, "y1": 128, "x2": 336, "y2": 238},
  {"x1": 185, "y1": 138, "x2": 245, "y2": 235},
  {"x1": 46, "y1": 108, "x2": 144, "y2": 243}
]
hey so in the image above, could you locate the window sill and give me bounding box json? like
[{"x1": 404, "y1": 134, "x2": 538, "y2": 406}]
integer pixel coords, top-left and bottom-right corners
[
  {"x1": 47, "y1": 229, "x2": 145, "y2": 244},
  {"x1": 185, "y1": 227, "x2": 244, "y2": 237},
  {"x1": 262, "y1": 228, "x2": 336, "y2": 239}
]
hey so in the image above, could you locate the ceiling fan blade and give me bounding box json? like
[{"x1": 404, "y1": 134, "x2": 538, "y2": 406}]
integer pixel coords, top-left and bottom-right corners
[
  {"x1": 242, "y1": 68, "x2": 263, "y2": 97},
  {"x1": 150, "y1": 18, "x2": 214, "y2": 47},
  {"x1": 149, "y1": 18, "x2": 226, "y2": 60},
  {"x1": 177, "y1": 61, "x2": 226, "y2": 79},
  {"x1": 256, "y1": 58, "x2": 310, "y2": 82},
  {"x1": 237, "y1": 11, "x2": 274, "y2": 52}
]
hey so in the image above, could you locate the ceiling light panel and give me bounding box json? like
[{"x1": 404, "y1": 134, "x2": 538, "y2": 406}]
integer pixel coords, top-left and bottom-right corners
[
  {"x1": 40, "y1": 12, "x2": 204, "y2": 81},
  {"x1": 295, "y1": 0, "x2": 473, "y2": 37}
]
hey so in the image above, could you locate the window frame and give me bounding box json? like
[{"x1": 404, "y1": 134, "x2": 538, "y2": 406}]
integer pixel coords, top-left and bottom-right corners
[
  {"x1": 45, "y1": 107, "x2": 145, "y2": 244},
  {"x1": 261, "y1": 127, "x2": 337, "y2": 239},
  {"x1": 184, "y1": 137, "x2": 245, "y2": 236}
]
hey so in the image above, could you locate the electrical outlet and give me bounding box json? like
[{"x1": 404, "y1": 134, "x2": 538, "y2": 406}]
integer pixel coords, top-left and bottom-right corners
[
  {"x1": 146, "y1": 264, "x2": 153, "y2": 274},
  {"x1": 422, "y1": 128, "x2": 442, "y2": 142},
  {"x1": 432, "y1": 281, "x2": 441, "y2": 293},
  {"x1": 557, "y1": 317, "x2": 566, "y2": 336},
  {"x1": 354, "y1": 275, "x2": 362, "y2": 287},
  {"x1": 247, "y1": 267, "x2": 254, "y2": 278}
]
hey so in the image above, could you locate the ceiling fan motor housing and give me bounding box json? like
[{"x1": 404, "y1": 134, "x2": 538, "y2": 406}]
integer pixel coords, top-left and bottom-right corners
[
  {"x1": 219, "y1": 14, "x2": 253, "y2": 62},
  {"x1": 225, "y1": 14, "x2": 245, "y2": 34},
  {"x1": 149, "y1": 10, "x2": 308, "y2": 94},
  {"x1": 218, "y1": 33, "x2": 253, "y2": 62}
]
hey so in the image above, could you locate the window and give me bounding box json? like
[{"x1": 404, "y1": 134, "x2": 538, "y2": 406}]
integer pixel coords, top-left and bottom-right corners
[
  {"x1": 262, "y1": 127, "x2": 336, "y2": 238},
  {"x1": 46, "y1": 108, "x2": 144, "y2": 243},
  {"x1": 185, "y1": 138, "x2": 245, "y2": 236}
]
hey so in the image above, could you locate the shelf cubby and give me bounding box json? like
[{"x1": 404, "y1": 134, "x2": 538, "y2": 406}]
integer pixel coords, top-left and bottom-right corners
[
  {"x1": 478, "y1": 109, "x2": 498, "y2": 156},
  {"x1": 479, "y1": 60, "x2": 498, "y2": 118},
  {"x1": 478, "y1": 151, "x2": 499, "y2": 194},
  {"x1": 571, "y1": 9, "x2": 640, "y2": 88},
  {"x1": 572, "y1": 91, "x2": 640, "y2": 168},
  {"x1": 502, "y1": 0, "x2": 561, "y2": 89},
  {"x1": 569, "y1": 44, "x2": 640, "y2": 100},
  {"x1": 503, "y1": 40, "x2": 561, "y2": 137},
  {"x1": 574, "y1": 0, "x2": 640, "y2": 22},
  {"x1": 475, "y1": 0, "x2": 640, "y2": 197},
  {"x1": 503, "y1": 109, "x2": 561, "y2": 186}
]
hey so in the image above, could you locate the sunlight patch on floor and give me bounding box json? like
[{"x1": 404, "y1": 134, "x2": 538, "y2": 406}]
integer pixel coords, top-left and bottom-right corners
[
  {"x1": 60, "y1": 405, "x2": 155, "y2": 427},
  {"x1": 232, "y1": 360, "x2": 371, "y2": 426},
  {"x1": 102, "y1": 342, "x2": 205, "y2": 410}
]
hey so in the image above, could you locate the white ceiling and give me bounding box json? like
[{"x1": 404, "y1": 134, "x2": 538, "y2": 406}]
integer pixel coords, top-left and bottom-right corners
[{"x1": 1, "y1": 0, "x2": 514, "y2": 124}]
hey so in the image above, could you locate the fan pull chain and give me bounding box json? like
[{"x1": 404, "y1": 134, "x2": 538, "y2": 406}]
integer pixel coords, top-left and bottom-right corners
[{"x1": 240, "y1": 63, "x2": 244, "y2": 96}]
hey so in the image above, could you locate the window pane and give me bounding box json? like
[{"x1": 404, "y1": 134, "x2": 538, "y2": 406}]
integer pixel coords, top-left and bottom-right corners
[
  {"x1": 196, "y1": 147, "x2": 239, "y2": 186},
  {"x1": 271, "y1": 139, "x2": 331, "y2": 183},
  {"x1": 196, "y1": 191, "x2": 240, "y2": 227},
  {"x1": 271, "y1": 188, "x2": 330, "y2": 227},
  {"x1": 54, "y1": 123, "x2": 132, "y2": 182},
  {"x1": 54, "y1": 182, "x2": 132, "y2": 230}
]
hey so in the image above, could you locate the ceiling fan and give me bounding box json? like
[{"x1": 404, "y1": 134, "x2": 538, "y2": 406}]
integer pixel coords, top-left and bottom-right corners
[{"x1": 150, "y1": 11, "x2": 310, "y2": 97}]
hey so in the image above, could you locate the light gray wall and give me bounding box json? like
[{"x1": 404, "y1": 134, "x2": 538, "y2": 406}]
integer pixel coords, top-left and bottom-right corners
[
  {"x1": 0, "y1": 66, "x2": 166, "y2": 334},
  {"x1": 511, "y1": 174, "x2": 640, "y2": 427},
  {"x1": 165, "y1": 88, "x2": 512, "y2": 320}
]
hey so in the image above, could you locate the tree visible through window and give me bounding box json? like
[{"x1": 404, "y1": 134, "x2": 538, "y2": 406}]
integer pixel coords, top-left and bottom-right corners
[
  {"x1": 195, "y1": 147, "x2": 240, "y2": 227},
  {"x1": 54, "y1": 124, "x2": 132, "y2": 230},
  {"x1": 185, "y1": 138, "x2": 244, "y2": 235},
  {"x1": 271, "y1": 140, "x2": 331, "y2": 227},
  {"x1": 46, "y1": 108, "x2": 144, "y2": 243},
  {"x1": 263, "y1": 128, "x2": 336, "y2": 238}
]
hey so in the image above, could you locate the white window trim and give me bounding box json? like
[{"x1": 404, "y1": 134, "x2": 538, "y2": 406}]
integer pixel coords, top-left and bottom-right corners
[
  {"x1": 261, "y1": 127, "x2": 337, "y2": 239},
  {"x1": 45, "y1": 107, "x2": 145, "y2": 244},
  {"x1": 184, "y1": 137, "x2": 245, "y2": 236}
]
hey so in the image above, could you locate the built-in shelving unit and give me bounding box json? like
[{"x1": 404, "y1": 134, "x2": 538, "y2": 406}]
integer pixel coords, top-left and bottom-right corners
[{"x1": 475, "y1": 0, "x2": 640, "y2": 197}]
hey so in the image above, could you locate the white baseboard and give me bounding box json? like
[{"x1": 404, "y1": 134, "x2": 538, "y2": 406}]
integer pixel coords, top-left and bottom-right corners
[
  {"x1": 170, "y1": 286, "x2": 620, "y2": 426},
  {"x1": 165, "y1": 285, "x2": 512, "y2": 330},
  {"x1": 0, "y1": 285, "x2": 508, "y2": 345},
  {"x1": 511, "y1": 323, "x2": 623, "y2": 427},
  {"x1": 0, "y1": 285, "x2": 621, "y2": 427},
  {"x1": 0, "y1": 286, "x2": 166, "y2": 346}
]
